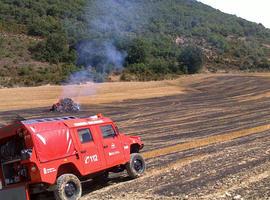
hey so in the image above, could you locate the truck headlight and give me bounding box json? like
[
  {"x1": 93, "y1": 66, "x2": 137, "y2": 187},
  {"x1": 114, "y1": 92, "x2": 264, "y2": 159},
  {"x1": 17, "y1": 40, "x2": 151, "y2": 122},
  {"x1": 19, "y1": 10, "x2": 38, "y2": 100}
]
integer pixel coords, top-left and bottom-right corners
[{"x1": 31, "y1": 166, "x2": 37, "y2": 173}]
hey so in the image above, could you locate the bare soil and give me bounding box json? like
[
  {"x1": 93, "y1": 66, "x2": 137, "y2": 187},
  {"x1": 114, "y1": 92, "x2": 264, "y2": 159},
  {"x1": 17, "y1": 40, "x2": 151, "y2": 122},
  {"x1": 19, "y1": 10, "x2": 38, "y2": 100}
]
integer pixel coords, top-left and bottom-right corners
[{"x1": 1, "y1": 74, "x2": 270, "y2": 199}]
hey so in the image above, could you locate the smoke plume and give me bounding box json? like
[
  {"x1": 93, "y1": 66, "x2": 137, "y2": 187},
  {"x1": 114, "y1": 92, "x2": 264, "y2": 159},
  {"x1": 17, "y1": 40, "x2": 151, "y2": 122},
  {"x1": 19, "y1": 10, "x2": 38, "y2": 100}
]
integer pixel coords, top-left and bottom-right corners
[
  {"x1": 62, "y1": 0, "x2": 147, "y2": 100},
  {"x1": 76, "y1": 0, "x2": 146, "y2": 76}
]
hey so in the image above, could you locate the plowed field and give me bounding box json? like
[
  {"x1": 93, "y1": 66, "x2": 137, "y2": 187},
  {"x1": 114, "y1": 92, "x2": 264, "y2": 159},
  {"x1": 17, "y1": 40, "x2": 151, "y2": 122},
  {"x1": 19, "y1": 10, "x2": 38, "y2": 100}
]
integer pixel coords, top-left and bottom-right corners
[{"x1": 1, "y1": 74, "x2": 270, "y2": 199}]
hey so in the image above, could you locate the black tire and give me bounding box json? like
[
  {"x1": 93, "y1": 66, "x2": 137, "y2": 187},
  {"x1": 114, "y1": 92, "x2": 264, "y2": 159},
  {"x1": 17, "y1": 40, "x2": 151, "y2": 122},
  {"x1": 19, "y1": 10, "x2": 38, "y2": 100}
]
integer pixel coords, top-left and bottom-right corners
[
  {"x1": 54, "y1": 174, "x2": 82, "y2": 200},
  {"x1": 92, "y1": 171, "x2": 109, "y2": 185},
  {"x1": 126, "y1": 153, "x2": 146, "y2": 179}
]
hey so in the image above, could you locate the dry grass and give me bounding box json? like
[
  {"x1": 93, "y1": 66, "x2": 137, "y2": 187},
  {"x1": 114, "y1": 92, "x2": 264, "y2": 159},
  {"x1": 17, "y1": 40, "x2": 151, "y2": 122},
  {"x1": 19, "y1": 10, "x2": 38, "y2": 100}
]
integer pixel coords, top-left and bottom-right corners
[
  {"x1": 0, "y1": 80, "x2": 184, "y2": 111},
  {"x1": 0, "y1": 74, "x2": 215, "y2": 111}
]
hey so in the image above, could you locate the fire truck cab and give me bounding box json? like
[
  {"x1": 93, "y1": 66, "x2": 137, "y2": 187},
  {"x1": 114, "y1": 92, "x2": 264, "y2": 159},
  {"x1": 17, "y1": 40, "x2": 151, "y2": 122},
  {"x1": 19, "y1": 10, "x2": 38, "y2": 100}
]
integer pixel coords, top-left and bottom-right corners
[{"x1": 0, "y1": 114, "x2": 145, "y2": 200}]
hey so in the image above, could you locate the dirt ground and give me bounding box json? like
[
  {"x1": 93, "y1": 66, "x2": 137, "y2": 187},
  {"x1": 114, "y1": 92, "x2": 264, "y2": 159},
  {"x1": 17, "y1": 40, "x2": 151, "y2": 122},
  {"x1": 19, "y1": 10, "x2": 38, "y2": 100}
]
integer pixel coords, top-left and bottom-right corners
[{"x1": 1, "y1": 74, "x2": 270, "y2": 199}]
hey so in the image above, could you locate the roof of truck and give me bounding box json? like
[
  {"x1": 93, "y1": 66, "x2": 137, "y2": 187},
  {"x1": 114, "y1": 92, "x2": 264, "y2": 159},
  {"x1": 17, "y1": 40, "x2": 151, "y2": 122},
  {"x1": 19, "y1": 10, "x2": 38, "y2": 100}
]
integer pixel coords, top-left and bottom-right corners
[
  {"x1": 21, "y1": 114, "x2": 112, "y2": 129},
  {"x1": 0, "y1": 114, "x2": 112, "y2": 140}
]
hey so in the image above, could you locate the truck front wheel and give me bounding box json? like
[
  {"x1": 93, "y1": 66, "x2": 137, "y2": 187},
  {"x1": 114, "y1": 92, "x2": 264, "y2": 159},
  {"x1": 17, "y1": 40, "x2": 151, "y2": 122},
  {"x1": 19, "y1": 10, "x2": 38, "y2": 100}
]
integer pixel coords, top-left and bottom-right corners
[
  {"x1": 54, "y1": 174, "x2": 82, "y2": 200},
  {"x1": 126, "y1": 153, "x2": 146, "y2": 179}
]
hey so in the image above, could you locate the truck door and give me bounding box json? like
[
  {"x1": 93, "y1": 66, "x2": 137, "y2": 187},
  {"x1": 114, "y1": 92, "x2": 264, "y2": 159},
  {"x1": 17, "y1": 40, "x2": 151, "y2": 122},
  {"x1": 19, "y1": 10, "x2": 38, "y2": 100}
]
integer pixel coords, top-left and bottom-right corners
[
  {"x1": 75, "y1": 128, "x2": 102, "y2": 174},
  {"x1": 98, "y1": 124, "x2": 125, "y2": 168}
]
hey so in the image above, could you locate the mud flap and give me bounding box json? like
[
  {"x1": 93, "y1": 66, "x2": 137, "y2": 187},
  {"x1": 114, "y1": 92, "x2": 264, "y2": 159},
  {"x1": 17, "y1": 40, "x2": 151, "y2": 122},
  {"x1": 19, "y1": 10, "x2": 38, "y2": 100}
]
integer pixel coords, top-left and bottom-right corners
[{"x1": 0, "y1": 186, "x2": 29, "y2": 200}]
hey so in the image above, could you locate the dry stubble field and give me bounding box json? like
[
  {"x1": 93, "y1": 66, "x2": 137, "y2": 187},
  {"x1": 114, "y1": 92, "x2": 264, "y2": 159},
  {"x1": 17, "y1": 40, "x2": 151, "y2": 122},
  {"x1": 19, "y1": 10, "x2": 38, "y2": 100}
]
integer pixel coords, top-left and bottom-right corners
[{"x1": 1, "y1": 73, "x2": 270, "y2": 200}]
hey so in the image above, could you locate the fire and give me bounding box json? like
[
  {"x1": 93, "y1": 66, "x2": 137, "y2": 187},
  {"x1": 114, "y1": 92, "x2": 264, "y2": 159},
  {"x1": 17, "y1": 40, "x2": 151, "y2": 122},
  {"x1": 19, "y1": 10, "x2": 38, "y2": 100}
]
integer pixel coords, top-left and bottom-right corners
[{"x1": 50, "y1": 98, "x2": 80, "y2": 113}]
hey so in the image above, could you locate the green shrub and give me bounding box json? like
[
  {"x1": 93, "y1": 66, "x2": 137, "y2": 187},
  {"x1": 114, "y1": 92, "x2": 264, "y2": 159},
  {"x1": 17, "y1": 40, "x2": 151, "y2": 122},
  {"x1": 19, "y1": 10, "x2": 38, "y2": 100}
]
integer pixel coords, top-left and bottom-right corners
[
  {"x1": 208, "y1": 34, "x2": 229, "y2": 52},
  {"x1": 179, "y1": 46, "x2": 204, "y2": 74},
  {"x1": 148, "y1": 59, "x2": 170, "y2": 74},
  {"x1": 0, "y1": 36, "x2": 4, "y2": 47},
  {"x1": 257, "y1": 59, "x2": 270, "y2": 69},
  {"x1": 28, "y1": 16, "x2": 62, "y2": 36},
  {"x1": 125, "y1": 38, "x2": 150, "y2": 65},
  {"x1": 125, "y1": 63, "x2": 154, "y2": 81},
  {"x1": 29, "y1": 33, "x2": 76, "y2": 64}
]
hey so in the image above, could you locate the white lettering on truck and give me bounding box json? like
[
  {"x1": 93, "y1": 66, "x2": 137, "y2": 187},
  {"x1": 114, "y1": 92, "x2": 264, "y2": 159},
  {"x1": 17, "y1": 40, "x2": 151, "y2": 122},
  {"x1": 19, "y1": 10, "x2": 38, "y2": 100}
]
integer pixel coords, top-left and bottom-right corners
[
  {"x1": 109, "y1": 151, "x2": 120, "y2": 156},
  {"x1": 43, "y1": 168, "x2": 56, "y2": 175},
  {"x1": 84, "y1": 155, "x2": 98, "y2": 164}
]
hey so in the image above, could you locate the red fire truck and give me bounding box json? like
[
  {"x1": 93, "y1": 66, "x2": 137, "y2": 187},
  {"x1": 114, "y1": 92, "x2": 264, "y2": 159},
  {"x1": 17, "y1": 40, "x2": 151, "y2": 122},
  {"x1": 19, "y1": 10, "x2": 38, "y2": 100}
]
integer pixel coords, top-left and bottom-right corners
[{"x1": 0, "y1": 114, "x2": 145, "y2": 200}]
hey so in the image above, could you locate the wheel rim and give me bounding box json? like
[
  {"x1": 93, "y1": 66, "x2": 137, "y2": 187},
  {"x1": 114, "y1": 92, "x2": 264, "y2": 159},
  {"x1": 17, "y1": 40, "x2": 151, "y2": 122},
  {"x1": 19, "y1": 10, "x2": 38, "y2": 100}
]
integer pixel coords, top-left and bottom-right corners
[
  {"x1": 133, "y1": 159, "x2": 144, "y2": 173},
  {"x1": 64, "y1": 181, "x2": 77, "y2": 197}
]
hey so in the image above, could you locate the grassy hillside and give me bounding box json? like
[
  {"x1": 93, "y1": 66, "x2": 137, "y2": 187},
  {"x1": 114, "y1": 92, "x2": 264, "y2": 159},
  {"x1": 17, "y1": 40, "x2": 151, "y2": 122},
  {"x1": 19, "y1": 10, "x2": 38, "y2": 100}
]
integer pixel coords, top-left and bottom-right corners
[{"x1": 0, "y1": 0, "x2": 270, "y2": 86}]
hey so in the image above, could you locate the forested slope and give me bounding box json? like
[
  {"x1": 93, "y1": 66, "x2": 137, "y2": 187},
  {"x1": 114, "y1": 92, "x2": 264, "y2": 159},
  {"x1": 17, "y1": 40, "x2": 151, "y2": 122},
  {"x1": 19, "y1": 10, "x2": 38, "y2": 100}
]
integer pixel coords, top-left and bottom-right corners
[{"x1": 0, "y1": 0, "x2": 270, "y2": 86}]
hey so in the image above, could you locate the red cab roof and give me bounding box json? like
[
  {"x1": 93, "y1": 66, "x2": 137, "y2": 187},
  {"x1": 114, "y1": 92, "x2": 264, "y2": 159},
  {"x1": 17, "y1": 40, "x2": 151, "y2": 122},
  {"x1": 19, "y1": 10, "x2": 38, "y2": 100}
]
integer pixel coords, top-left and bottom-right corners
[{"x1": 0, "y1": 114, "x2": 111, "y2": 141}]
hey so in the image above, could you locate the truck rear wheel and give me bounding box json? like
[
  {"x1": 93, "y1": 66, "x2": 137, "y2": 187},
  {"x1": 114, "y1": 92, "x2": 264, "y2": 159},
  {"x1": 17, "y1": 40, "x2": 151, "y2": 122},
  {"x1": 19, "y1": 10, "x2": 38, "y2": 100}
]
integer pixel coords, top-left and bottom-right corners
[
  {"x1": 54, "y1": 174, "x2": 82, "y2": 200},
  {"x1": 126, "y1": 153, "x2": 146, "y2": 179}
]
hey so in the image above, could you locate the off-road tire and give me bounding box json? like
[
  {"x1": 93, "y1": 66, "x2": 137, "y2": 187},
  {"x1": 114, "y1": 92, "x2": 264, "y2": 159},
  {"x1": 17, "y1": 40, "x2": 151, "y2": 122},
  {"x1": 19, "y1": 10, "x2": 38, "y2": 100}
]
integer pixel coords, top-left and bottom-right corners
[
  {"x1": 126, "y1": 153, "x2": 146, "y2": 179},
  {"x1": 54, "y1": 174, "x2": 82, "y2": 200}
]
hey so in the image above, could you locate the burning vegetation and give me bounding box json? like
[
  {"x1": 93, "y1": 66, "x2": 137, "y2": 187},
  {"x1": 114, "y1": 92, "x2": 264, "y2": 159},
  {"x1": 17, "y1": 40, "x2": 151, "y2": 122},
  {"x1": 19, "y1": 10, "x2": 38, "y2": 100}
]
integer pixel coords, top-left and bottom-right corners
[{"x1": 50, "y1": 98, "x2": 80, "y2": 113}]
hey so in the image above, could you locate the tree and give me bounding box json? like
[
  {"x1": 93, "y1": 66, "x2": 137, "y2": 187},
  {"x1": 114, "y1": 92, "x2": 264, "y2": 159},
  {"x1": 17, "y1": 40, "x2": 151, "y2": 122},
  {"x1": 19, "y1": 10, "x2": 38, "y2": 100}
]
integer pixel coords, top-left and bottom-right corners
[
  {"x1": 179, "y1": 46, "x2": 203, "y2": 74},
  {"x1": 29, "y1": 33, "x2": 76, "y2": 64},
  {"x1": 125, "y1": 38, "x2": 150, "y2": 65},
  {"x1": 208, "y1": 34, "x2": 229, "y2": 52},
  {"x1": 28, "y1": 16, "x2": 62, "y2": 36}
]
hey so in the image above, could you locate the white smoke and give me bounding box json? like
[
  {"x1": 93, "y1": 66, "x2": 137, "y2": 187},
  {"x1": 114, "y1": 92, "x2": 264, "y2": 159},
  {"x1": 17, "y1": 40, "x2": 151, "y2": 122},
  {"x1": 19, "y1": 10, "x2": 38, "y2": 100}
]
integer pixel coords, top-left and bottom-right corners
[
  {"x1": 61, "y1": 69, "x2": 96, "y2": 100},
  {"x1": 61, "y1": 0, "x2": 146, "y2": 100}
]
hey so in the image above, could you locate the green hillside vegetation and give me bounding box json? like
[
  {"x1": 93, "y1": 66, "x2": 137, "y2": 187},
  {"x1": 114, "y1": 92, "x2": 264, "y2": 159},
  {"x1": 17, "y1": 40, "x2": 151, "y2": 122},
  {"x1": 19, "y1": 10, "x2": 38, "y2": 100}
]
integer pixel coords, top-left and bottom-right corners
[{"x1": 0, "y1": 0, "x2": 270, "y2": 86}]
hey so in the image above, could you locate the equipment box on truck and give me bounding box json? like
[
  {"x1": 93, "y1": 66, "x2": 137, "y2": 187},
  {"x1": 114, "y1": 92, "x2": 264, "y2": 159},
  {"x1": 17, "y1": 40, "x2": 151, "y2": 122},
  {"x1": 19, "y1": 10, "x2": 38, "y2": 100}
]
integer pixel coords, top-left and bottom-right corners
[{"x1": 0, "y1": 114, "x2": 145, "y2": 200}]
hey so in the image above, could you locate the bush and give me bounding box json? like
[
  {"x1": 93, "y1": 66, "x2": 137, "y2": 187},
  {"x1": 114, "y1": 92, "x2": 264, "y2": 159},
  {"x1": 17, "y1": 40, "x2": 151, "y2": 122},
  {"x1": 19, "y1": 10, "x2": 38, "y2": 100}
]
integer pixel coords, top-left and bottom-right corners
[
  {"x1": 124, "y1": 63, "x2": 154, "y2": 81},
  {"x1": 257, "y1": 59, "x2": 270, "y2": 69},
  {"x1": 29, "y1": 33, "x2": 76, "y2": 64},
  {"x1": 179, "y1": 46, "x2": 203, "y2": 74},
  {"x1": 0, "y1": 36, "x2": 4, "y2": 47},
  {"x1": 28, "y1": 16, "x2": 62, "y2": 36},
  {"x1": 125, "y1": 38, "x2": 150, "y2": 65},
  {"x1": 208, "y1": 34, "x2": 229, "y2": 52},
  {"x1": 148, "y1": 59, "x2": 170, "y2": 74}
]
